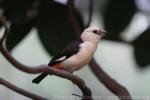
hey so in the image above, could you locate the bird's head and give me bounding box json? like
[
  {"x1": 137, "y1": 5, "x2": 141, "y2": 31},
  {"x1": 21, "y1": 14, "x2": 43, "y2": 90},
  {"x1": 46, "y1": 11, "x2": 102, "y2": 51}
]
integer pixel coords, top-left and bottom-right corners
[{"x1": 81, "y1": 26, "x2": 106, "y2": 44}]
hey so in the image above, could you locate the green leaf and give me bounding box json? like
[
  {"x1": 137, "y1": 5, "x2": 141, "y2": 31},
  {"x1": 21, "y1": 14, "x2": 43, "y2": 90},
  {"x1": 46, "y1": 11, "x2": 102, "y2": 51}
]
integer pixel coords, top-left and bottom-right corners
[
  {"x1": 103, "y1": 0, "x2": 136, "y2": 41},
  {"x1": 36, "y1": 1, "x2": 84, "y2": 56},
  {"x1": 6, "y1": 21, "x2": 34, "y2": 51},
  {"x1": 132, "y1": 28, "x2": 150, "y2": 67}
]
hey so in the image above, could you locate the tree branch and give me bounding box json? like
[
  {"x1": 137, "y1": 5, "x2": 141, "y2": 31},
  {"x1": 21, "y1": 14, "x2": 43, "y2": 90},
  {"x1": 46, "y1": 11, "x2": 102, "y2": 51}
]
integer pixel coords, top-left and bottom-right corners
[
  {"x1": 67, "y1": 0, "x2": 132, "y2": 100},
  {"x1": 89, "y1": 59, "x2": 132, "y2": 100},
  {"x1": 0, "y1": 17, "x2": 92, "y2": 100},
  {"x1": 0, "y1": 44, "x2": 92, "y2": 99},
  {"x1": 0, "y1": 77, "x2": 48, "y2": 100}
]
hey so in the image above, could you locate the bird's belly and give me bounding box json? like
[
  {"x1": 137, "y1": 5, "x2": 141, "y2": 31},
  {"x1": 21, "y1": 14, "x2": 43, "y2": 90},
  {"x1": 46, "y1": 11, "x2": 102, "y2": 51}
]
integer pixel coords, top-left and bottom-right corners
[{"x1": 60, "y1": 47, "x2": 95, "y2": 72}]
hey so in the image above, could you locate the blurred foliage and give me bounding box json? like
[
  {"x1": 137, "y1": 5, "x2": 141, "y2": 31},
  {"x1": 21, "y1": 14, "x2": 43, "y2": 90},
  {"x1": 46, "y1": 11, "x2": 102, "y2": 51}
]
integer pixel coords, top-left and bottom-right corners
[
  {"x1": 132, "y1": 28, "x2": 150, "y2": 67},
  {"x1": 103, "y1": 0, "x2": 136, "y2": 41},
  {"x1": 0, "y1": 0, "x2": 150, "y2": 68},
  {"x1": 6, "y1": 20, "x2": 35, "y2": 50},
  {"x1": 1, "y1": 0, "x2": 84, "y2": 56},
  {"x1": 36, "y1": 0, "x2": 84, "y2": 55}
]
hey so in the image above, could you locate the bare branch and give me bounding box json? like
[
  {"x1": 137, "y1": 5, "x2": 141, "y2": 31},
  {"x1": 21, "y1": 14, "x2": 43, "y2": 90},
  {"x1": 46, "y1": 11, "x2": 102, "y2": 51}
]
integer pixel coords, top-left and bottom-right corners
[
  {"x1": 0, "y1": 44, "x2": 92, "y2": 99},
  {"x1": 0, "y1": 16, "x2": 92, "y2": 100},
  {"x1": 89, "y1": 59, "x2": 132, "y2": 100},
  {"x1": 0, "y1": 77, "x2": 48, "y2": 100}
]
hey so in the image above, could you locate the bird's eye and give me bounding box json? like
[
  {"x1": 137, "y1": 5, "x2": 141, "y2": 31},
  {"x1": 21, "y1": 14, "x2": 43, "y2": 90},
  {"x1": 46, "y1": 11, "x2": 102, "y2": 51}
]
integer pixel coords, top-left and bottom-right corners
[{"x1": 92, "y1": 30, "x2": 98, "y2": 34}]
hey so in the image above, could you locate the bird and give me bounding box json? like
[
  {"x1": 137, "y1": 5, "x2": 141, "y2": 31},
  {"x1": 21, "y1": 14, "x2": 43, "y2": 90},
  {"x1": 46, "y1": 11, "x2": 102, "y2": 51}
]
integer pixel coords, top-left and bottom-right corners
[{"x1": 32, "y1": 26, "x2": 106, "y2": 84}]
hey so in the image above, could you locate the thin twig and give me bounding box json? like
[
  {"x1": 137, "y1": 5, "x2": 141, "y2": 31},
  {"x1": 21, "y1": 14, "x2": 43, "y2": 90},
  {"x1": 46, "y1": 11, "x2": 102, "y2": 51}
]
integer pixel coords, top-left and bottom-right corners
[
  {"x1": 0, "y1": 17, "x2": 92, "y2": 100},
  {"x1": 67, "y1": 0, "x2": 132, "y2": 100},
  {"x1": 0, "y1": 77, "x2": 48, "y2": 100}
]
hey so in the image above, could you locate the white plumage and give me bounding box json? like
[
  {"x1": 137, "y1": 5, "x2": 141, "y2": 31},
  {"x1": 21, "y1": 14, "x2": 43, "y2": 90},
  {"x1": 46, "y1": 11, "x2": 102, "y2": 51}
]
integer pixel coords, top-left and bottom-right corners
[{"x1": 57, "y1": 26, "x2": 105, "y2": 72}]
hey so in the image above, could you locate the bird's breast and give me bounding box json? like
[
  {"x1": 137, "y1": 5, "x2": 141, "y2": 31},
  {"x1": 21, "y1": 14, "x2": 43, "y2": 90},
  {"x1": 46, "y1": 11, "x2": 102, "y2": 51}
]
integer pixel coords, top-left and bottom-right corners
[{"x1": 60, "y1": 42, "x2": 98, "y2": 72}]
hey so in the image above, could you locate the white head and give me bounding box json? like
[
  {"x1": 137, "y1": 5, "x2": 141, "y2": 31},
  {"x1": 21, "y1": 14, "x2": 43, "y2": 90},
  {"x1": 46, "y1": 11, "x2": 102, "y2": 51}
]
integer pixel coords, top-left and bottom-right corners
[{"x1": 81, "y1": 26, "x2": 106, "y2": 44}]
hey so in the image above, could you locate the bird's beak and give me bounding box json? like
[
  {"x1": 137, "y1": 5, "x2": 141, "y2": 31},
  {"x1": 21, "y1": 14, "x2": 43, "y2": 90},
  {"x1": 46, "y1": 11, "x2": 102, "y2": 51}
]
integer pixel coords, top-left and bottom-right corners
[{"x1": 98, "y1": 29, "x2": 106, "y2": 37}]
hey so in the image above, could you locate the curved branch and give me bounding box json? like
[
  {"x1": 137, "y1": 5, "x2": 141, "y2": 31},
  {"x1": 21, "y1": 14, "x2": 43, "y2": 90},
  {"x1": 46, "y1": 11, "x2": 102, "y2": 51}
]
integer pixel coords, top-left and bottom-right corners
[
  {"x1": 0, "y1": 44, "x2": 92, "y2": 99},
  {"x1": 0, "y1": 77, "x2": 48, "y2": 100},
  {"x1": 0, "y1": 41, "x2": 92, "y2": 98},
  {"x1": 0, "y1": 17, "x2": 92, "y2": 100},
  {"x1": 89, "y1": 59, "x2": 132, "y2": 100}
]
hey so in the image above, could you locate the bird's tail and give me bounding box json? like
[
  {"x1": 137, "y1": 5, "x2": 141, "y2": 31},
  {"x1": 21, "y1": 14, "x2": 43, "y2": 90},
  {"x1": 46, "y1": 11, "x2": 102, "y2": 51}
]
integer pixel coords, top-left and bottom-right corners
[{"x1": 32, "y1": 73, "x2": 48, "y2": 84}]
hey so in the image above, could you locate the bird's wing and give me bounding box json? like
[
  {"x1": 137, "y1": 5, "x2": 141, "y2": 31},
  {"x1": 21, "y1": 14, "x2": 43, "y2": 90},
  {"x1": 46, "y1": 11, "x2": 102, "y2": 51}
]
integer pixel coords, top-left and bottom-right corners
[{"x1": 48, "y1": 38, "x2": 83, "y2": 66}]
